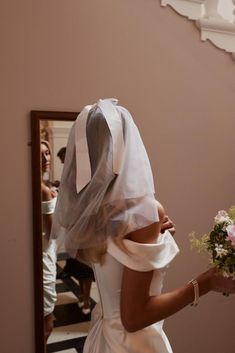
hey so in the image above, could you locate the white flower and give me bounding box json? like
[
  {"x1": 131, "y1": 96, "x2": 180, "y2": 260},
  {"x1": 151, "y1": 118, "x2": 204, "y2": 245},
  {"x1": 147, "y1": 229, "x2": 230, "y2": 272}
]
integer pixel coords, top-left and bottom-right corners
[
  {"x1": 226, "y1": 224, "x2": 235, "y2": 246},
  {"x1": 214, "y1": 210, "x2": 232, "y2": 225},
  {"x1": 215, "y1": 244, "x2": 228, "y2": 258}
]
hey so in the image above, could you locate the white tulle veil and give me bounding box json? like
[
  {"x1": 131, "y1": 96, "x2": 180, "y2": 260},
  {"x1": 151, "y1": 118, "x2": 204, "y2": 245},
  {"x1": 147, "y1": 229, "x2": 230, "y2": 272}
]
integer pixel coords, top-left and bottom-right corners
[{"x1": 51, "y1": 99, "x2": 159, "y2": 257}]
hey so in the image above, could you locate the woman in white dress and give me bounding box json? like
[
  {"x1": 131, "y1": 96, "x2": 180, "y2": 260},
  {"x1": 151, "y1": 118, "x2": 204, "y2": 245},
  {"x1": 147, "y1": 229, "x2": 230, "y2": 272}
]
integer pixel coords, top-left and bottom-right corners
[
  {"x1": 51, "y1": 99, "x2": 235, "y2": 353},
  {"x1": 41, "y1": 140, "x2": 58, "y2": 343}
]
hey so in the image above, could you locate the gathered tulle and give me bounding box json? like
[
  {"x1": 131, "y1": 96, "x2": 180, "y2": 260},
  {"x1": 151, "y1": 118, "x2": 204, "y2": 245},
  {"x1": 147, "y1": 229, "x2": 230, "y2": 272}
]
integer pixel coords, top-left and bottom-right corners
[{"x1": 51, "y1": 100, "x2": 159, "y2": 255}]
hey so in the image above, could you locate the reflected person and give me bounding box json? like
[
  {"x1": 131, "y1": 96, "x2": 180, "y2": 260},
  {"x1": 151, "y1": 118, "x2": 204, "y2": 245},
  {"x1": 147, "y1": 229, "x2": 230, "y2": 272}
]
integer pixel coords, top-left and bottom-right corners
[
  {"x1": 57, "y1": 146, "x2": 66, "y2": 164},
  {"x1": 57, "y1": 146, "x2": 94, "y2": 315},
  {"x1": 41, "y1": 140, "x2": 57, "y2": 344}
]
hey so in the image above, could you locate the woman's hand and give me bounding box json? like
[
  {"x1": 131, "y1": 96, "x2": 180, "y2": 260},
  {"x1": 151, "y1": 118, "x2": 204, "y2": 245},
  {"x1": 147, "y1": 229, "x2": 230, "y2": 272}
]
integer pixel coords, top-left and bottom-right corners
[
  {"x1": 196, "y1": 268, "x2": 235, "y2": 296},
  {"x1": 210, "y1": 270, "x2": 235, "y2": 295},
  {"x1": 160, "y1": 215, "x2": 176, "y2": 236}
]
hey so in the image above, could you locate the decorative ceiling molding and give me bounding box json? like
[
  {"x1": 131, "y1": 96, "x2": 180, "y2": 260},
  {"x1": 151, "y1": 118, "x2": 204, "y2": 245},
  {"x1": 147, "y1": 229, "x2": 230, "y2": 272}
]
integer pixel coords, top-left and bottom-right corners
[
  {"x1": 161, "y1": 0, "x2": 235, "y2": 60},
  {"x1": 197, "y1": 17, "x2": 235, "y2": 53},
  {"x1": 161, "y1": 0, "x2": 204, "y2": 20}
]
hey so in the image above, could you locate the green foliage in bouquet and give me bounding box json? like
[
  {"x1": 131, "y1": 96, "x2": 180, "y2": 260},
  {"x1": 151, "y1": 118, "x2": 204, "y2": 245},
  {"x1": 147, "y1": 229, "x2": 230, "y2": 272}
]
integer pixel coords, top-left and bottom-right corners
[{"x1": 189, "y1": 206, "x2": 235, "y2": 277}]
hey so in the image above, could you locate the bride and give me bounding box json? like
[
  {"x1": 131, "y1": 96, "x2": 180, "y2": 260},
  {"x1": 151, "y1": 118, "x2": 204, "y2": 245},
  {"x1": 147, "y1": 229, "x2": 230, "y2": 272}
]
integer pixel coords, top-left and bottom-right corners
[{"x1": 51, "y1": 98, "x2": 235, "y2": 353}]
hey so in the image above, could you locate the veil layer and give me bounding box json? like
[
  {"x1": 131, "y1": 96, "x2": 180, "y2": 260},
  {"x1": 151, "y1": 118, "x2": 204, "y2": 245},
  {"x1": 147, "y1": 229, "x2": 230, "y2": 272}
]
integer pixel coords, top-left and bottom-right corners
[{"x1": 51, "y1": 99, "x2": 159, "y2": 257}]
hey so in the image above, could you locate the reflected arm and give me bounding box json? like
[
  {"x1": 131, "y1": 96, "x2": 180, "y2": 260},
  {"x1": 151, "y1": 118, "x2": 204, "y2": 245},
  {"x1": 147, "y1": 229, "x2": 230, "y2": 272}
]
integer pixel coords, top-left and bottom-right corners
[{"x1": 41, "y1": 183, "x2": 54, "y2": 239}]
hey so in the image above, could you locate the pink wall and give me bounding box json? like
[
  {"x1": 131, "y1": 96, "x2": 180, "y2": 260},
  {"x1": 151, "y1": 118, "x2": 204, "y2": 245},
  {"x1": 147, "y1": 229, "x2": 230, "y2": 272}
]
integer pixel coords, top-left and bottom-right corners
[{"x1": 1, "y1": 1, "x2": 235, "y2": 352}]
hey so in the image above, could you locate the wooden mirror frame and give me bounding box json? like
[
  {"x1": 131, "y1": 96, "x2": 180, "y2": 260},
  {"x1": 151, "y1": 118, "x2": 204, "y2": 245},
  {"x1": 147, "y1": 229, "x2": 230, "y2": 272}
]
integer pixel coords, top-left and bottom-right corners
[{"x1": 30, "y1": 111, "x2": 78, "y2": 353}]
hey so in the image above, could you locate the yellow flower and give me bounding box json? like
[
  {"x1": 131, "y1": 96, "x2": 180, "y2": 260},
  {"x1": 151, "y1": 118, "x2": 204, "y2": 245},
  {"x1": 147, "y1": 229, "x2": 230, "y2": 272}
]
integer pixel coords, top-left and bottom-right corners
[{"x1": 228, "y1": 206, "x2": 235, "y2": 221}]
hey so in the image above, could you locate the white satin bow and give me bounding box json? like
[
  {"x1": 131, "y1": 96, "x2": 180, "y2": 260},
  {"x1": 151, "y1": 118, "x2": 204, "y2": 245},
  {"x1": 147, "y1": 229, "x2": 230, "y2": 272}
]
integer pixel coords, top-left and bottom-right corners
[{"x1": 75, "y1": 98, "x2": 125, "y2": 193}]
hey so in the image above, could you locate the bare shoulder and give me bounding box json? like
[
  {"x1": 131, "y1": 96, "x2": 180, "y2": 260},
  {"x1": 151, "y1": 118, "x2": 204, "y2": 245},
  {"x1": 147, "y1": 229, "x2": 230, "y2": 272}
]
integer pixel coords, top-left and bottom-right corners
[{"x1": 125, "y1": 202, "x2": 166, "y2": 244}]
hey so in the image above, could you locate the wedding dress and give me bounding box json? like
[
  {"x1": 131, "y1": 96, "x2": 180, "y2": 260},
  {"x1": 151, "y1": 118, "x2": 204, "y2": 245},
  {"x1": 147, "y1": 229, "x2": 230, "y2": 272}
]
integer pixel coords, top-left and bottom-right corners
[
  {"x1": 83, "y1": 229, "x2": 179, "y2": 353},
  {"x1": 50, "y1": 99, "x2": 179, "y2": 351}
]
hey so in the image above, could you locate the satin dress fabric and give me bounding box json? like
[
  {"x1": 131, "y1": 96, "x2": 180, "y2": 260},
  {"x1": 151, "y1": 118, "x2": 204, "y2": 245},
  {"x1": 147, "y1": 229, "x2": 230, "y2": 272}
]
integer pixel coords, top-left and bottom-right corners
[{"x1": 83, "y1": 230, "x2": 179, "y2": 353}]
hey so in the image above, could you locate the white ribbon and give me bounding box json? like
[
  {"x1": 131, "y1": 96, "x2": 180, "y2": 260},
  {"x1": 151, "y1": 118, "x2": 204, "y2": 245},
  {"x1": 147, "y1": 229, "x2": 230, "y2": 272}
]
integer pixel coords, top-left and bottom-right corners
[
  {"x1": 75, "y1": 105, "x2": 92, "y2": 193},
  {"x1": 75, "y1": 99, "x2": 125, "y2": 193}
]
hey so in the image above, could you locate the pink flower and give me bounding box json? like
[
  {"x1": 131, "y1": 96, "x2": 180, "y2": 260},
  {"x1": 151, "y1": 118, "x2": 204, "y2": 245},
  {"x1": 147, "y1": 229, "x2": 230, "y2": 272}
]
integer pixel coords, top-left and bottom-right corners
[{"x1": 226, "y1": 224, "x2": 235, "y2": 246}]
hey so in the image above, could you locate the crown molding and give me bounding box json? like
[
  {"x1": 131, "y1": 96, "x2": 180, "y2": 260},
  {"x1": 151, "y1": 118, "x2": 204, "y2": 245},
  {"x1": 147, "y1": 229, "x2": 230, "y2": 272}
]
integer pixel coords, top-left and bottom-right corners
[
  {"x1": 161, "y1": 0, "x2": 205, "y2": 20},
  {"x1": 160, "y1": 0, "x2": 235, "y2": 60},
  {"x1": 197, "y1": 17, "x2": 235, "y2": 53}
]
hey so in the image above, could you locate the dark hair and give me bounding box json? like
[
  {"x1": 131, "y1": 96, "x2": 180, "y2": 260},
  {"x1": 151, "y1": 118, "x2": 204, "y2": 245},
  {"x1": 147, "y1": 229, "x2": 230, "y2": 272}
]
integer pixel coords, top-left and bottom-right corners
[{"x1": 57, "y1": 147, "x2": 66, "y2": 158}]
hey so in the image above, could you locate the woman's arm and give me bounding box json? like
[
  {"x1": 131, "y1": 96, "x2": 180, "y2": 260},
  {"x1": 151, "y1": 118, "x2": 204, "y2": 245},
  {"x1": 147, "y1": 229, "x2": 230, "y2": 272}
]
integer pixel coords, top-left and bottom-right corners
[
  {"x1": 121, "y1": 221, "x2": 235, "y2": 332},
  {"x1": 121, "y1": 261, "x2": 210, "y2": 332},
  {"x1": 41, "y1": 182, "x2": 55, "y2": 238}
]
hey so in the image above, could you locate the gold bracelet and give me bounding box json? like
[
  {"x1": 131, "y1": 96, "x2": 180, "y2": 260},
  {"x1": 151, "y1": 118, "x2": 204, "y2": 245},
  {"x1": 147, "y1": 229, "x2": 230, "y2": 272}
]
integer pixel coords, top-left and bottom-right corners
[{"x1": 188, "y1": 279, "x2": 199, "y2": 307}]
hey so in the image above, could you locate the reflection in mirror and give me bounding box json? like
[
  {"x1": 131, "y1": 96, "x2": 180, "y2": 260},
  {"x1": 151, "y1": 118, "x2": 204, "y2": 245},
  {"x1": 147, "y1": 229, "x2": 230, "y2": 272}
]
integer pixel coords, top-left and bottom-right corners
[{"x1": 31, "y1": 112, "x2": 99, "y2": 353}]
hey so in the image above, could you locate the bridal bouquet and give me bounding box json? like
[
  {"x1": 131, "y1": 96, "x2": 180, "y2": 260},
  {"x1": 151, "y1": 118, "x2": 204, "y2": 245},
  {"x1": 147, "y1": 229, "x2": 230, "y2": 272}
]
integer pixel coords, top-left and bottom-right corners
[{"x1": 189, "y1": 206, "x2": 235, "y2": 278}]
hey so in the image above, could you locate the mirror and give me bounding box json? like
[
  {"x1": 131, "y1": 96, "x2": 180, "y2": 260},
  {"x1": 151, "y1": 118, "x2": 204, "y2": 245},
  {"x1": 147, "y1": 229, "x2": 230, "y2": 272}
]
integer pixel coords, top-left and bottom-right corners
[{"x1": 31, "y1": 111, "x2": 96, "y2": 353}]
